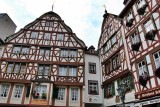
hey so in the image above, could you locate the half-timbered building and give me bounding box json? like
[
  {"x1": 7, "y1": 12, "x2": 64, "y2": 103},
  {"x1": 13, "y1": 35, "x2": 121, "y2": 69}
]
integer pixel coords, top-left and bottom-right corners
[
  {"x1": 119, "y1": 0, "x2": 160, "y2": 107},
  {"x1": 0, "y1": 11, "x2": 86, "y2": 107},
  {"x1": 98, "y1": 10, "x2": 135, "y2": 107}
]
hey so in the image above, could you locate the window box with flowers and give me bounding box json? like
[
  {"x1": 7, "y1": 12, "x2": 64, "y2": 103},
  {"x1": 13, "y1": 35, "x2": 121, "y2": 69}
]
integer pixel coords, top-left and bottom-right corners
[
  {"x1": 145, "y1": 30, "x2": 157, "y2": 40},
  {"x1": 131, "y1": 42, "x2": 141, "y2": 51},
  {"x1": 32, "y1": 90, "x2": 39, "y2": 99},
  {"x1": 137, "y1": 4, "x2": 148, "y2": 15},
  {"x1": 126, "y1": 18, "x2": 134, "y2": 27},
  {"x1": 89, "y1": 90, "x2": 97, "y2": 94},
  {"x1": 139, "y1": 74, "x2": 150, "y2": 87},
  {"x1": 155, "y1": 67, "x2": 160, "y2": 79},
  {"x1": 42, "y1": 93, "x2": 47, "y2": 99}
]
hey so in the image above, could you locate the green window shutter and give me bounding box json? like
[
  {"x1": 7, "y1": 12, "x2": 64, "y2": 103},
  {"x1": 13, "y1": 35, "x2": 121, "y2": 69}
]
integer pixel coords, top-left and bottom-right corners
[
  {"x1": 52, "y1": 87, "x2": 59, "y2": 99},
  {"x1": 26, "y1": 84, "x2": 31, "y2": 97},
  {"x1": 129, "y1": 75, "x2": 134, "y2": 90},
  {"x1": 112, "y1": 82, "x2": 115, "y2": 96},
  {"x1": 104, "y1": 86, "x2": 107, "y2": 98}
]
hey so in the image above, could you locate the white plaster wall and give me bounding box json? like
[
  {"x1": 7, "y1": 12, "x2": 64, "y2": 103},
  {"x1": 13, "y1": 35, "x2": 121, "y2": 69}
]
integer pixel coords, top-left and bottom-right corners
[
  {"x1": 84, "y1": 54, "x2": 103, "y2": 104},
  {"x1": 0, "y1": 15, "x2": 16, "y2": 40}
]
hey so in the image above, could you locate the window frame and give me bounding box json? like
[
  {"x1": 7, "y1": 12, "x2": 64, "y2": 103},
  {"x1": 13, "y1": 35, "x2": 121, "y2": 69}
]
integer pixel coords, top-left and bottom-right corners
[
  {"x1": 31, "y1": 32, "x2": 38, "y2": 39},
  {"x1": 71, "y1": 88, "x2": 78, "y2": 101},
  {"x1": 89, "y1": 62, "x2": 96, "y2": 74},
  {"x1": 58, "y1": 88, "x2": 65, "y2": 101},
  {"x1": 59, "y1": 66, "x2": 77, "y2": 77},
  {"x1": 153, "y1": 50, "x2": 160, "y2": 69},
  {"x1": 0, "y1": 84, "x2": 10, "y2": 98},
  {"x1": 88, "y1": 80, "x2": 99, "y2": 95},
  {"x1": 14, "y1": 85, "x2": 23, "y2": 98},
  {"x1": 38, "y1": 64, "x2": 50, "y2": 76}
]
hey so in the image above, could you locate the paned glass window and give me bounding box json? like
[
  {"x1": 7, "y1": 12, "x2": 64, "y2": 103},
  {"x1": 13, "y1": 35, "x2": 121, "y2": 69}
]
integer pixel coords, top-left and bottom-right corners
[
  {"x1": 0, "y1": 84, "x2": 10, "y2": 97},
  {"x1": 35, "y1": 85, "x2": 47, "y2": 98},
  {"x1": 71, "y1": 88, "x2": 78, "y2": 101},
  {"x1": 144, "y1": 19, "x2": 155, "y2": 32},
  {"x1": 69, "y1": 67, "x2": 76, "y2": 76},
  {"x1": 58, "y1": 88, "x2": 65, "y2": 100},
  {"x1": 153, "y1": 51, "x2": 160, "y2": 68},
  {"x1": 31, "y1": 32, "x2": 38, "y2": 39},
  {"x1": 38, "y1": 65, "x2": 50, "y2": 76},
  {"x1": 132, "y1": 32, "x2": 140, "y2": 44},
  {"x1": 89, "y1": 63, "x2": 96, "y2": 74},
  {"x1": 14, "y1": 85, "x2": 23, "y2": 98},
  {"x1": 57, "y1": 34, "x2": 64, "y2": 41},
  {"x1": 88, "y1": 81, "x2": 98, "y2": 95}
]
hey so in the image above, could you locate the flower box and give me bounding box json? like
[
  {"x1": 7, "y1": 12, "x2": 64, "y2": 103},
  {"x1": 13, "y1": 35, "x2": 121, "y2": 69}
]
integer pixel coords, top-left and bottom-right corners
[
  {"x1": 131, "y1": 42, "x2": 141, "y2": 51},
  {"x1": 145, "y1": 30, "x2": 157, "y2": 40},
  {"x1": 155, "y1": 67, "x2": 160, "y2": 78},
  {"x1": 126, "y1": 18, "x2": 134, "y2": 27},
  {"x1": 137, "y1": 4, "x2": 148, "y2": 15},
  {"x1": 139, "y1": 75, "x2": 150, "y2": 87}
]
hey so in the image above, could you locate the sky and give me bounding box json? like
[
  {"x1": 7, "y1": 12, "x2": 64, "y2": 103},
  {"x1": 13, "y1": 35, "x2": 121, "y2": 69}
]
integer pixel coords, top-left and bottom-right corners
[{"x1": 0, "y1": 0, "x2": 124, "y2": 49}]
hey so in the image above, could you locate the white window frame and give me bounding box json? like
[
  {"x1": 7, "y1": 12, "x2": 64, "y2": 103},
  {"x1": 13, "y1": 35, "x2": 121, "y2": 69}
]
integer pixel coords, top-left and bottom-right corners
[
  {"x1": 132, "y1": 32, "x2": 140, "y2": 44},
  {"x1": 88, "y1": 81, "x2": 98, "y2": 94},
  {"x1": 61, "y1": 49, "x2": 68, "y2": 57},
  {"x1": 138, "y1": 60, "x2": 147, "y2": 76},
  {"x1": 40, "y1": 48, "x2": 50, "y2": 57},
  {"x1": 7, "y1": 62, "x2": 26, "y2": 74},
  {"x1": 111, "y1": 35, "x2": 116, "y2": 45},
  {"x1": 153, "y1": 51, "x2": 160, "y2": 69},
  {"x1": 35, "y1": 85, "x2": 47, "y2": 98},
  {"x1": 14, "y1": 85, "x2": 23, "y2": 98},
  {"x1": 71, "y1": 88, "x2": 78, "y2": 101},
  {"x1": 144, "y1": 19, "x2": 155, "y2": 32},
  {"x1": 69, "y1": 50, "x2": 77, "y2": 57},
  {"x1": 38, "y1": 65, "x2": 50, "y2": 76},
  {"x1": 0, "y1": 84, "x2": 10, "y2": 98},
  {"x1": 58, "y1": 88, "x2": 65, "y2": 100}
]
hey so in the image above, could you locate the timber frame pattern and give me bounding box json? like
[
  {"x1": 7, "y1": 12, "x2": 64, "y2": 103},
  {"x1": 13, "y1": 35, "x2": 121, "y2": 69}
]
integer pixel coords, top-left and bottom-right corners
[{"x1": 0, "y1": 11, "x2": 86, "y2": 106}]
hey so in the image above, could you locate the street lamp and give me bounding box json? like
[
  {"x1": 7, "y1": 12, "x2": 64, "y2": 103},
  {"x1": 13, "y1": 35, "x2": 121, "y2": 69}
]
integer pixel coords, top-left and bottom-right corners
[{"x1": 117, "y1": 83, "x2": 126, "y2": 107}]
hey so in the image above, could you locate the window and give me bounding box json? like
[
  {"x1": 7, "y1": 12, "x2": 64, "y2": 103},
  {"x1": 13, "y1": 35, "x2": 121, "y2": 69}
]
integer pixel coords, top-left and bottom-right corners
[
  {"x1": 38, "y1": 65, "x2": 50, "y2": 76},
  {"x1": 88, "y1": 81, "x2": 98, "y2": 95},
  {"x1": 144, "y1": 19, "x2": 155, "y2": 32},
  {"x1": 107, "y1": 23, "x2": 113, "y2": 33},
  {"x1": 105, "y1": 61, "x2": 112, "y2": 75},
  {"x1": 35, "y1": 85, "x2": 47, "y2": 99},
  {"x1": 112, "y1": 54, "x2": 120, "y2": 70},
  {"x1": 132, "y1": 32, "x2": 140, "y2": 44},
  {"x1": 0, "y1": 48, "x2": 2, "y2": 57},
  {"x1": 46, "y1": 21, "x2": 54, "y2": 27},
  {"x1": 14, "y1": 85, "x2": 23, "y2": 98},
  {"x1": 137, "y1": 0, "x2": 146, "y2": 9},
  {"x1": 57, "y1": 34, "x2": 64, "y2": 41},
  {"x1": 44, "y1": 33, "x2": 51, "y2": 40},
  {"x1": 126, "y1": 11, "x2": 133, "y2": 21},
  {"x1": 69, "y1": 67, "x2": 76, "y2": 76},
  {"x1": 0, "y1": 84, "x2": 10, "y2": 97},
  {"x1": 31, "y1": 32, "x2": 38, "y2": 39},
  {"x1": 6, "y1": 62, "x2": 26, "y2": 74},
  {"x1": 71, "y1": 88, "x2": 78, "y2": 101},
  {"x1": 39, "y1": 47, "x2": 50, "y2": 57},
  {"x1": 89, "y1": 63, "x2": 96, "y2": 74},
  {"x1": 103, "y1": 40, "x2": 112, "y2": 53},
  {"x1": 58, "y1": 88, "x2": 65, "y2": 100},
  {"x1": 13, "y1": 46, "x2": 29, "y2": 55},
  {"x1": 153, "y1": 51, "x2": 160, "y2": 69},
  {"x1": 59, "y1": 66, "x2": 67, "y2": 76},
  {"x1": 111, "y1": 35, "x2": 116, "y2": 45},
  {"x1": 138, "y1": 60, "x2": 147, "y2": 76},
  {"x1": 61, "y1": 49, "x2": 68, "y2": 57},
  {"x1": 59, "y1": 66, "x2": 77, "y2": 76},
  {"x1": 106, "y1": 83, "x2": 115, "y2": 97},
  {"x1": 69, "y1": 50, "x2": 77, "y2": 57}
]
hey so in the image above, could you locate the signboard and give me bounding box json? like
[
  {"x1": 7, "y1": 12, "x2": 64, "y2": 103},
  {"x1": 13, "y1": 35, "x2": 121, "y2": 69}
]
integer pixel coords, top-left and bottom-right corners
[{"x1": 139, "y1": 98, "x2": 160, "y2": 106}]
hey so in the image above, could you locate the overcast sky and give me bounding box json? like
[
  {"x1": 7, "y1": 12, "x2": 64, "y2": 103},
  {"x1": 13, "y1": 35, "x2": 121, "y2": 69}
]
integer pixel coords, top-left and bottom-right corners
[{"x1": 0, "y1": 0, "x2": 124, "y2": 49}]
